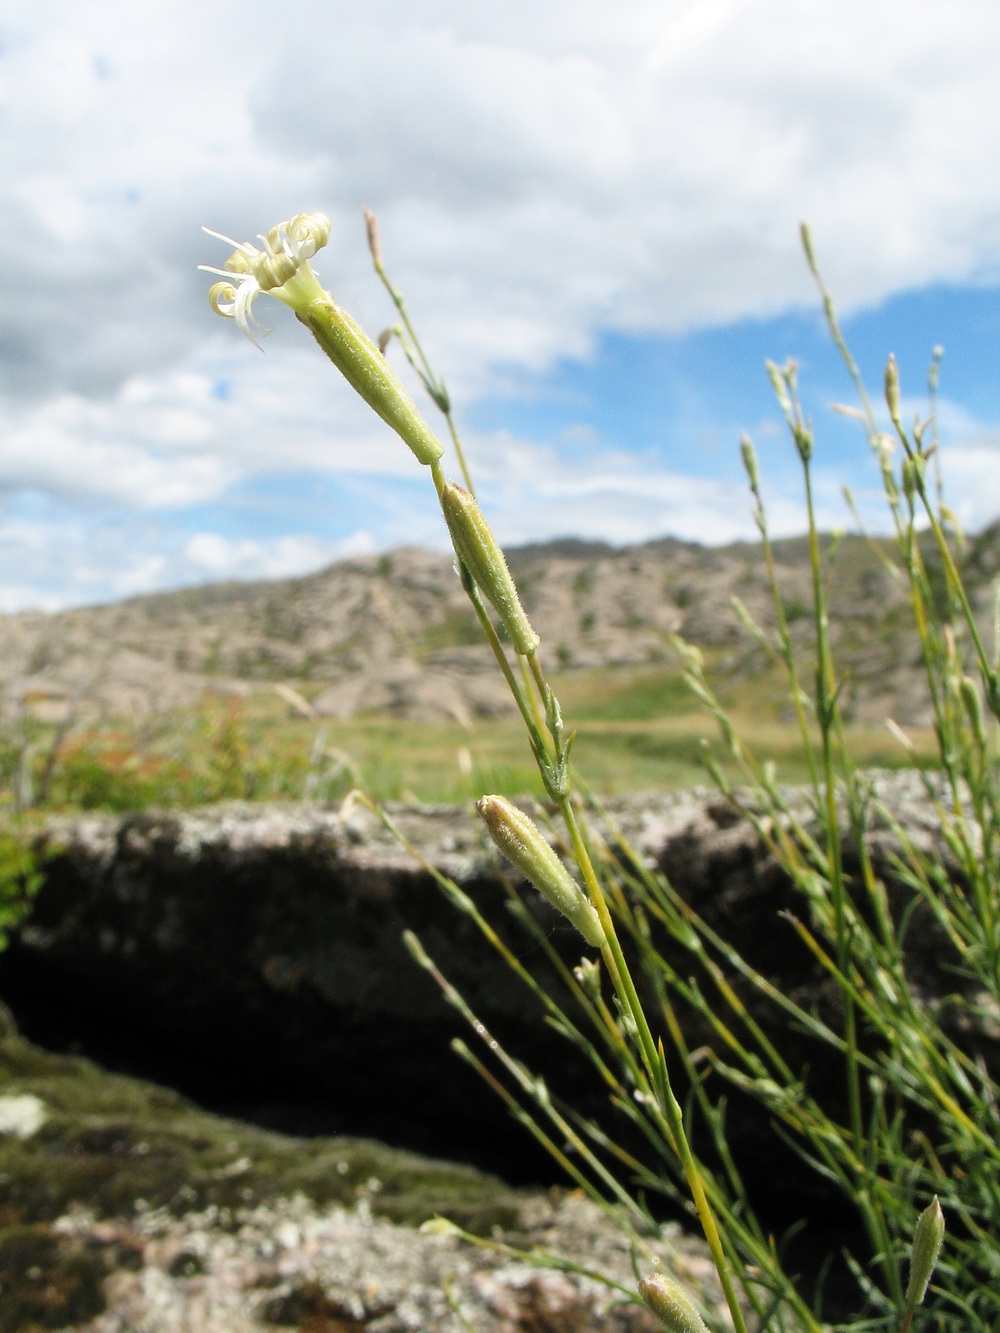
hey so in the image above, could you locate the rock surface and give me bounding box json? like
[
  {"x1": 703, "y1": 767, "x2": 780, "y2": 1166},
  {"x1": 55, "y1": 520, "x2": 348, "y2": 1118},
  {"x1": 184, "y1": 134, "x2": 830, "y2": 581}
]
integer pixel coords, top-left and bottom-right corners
[
  {"x1": 0, "y1": 772, "x2": 979, "y2": 1324},
  {"x1": 0, "y1": 1004, "x2": 722, "y2": 1332},
  {"x1": 0, "y1": 773, "x2": 972, "y2": 1201},
  {"x1": 1, "y1": 798, "x2": 582, "y2": 1179}
]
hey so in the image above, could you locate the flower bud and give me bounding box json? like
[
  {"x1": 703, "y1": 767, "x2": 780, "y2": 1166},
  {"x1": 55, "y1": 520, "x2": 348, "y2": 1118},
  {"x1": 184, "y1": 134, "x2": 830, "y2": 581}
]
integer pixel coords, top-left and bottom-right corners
[
  {"x1": 638, "y1": 1273, "x2": 708, "y2": 1333},
  {"x1": 477, "y1": 795, "x2": 604, "y2": 947},
  {"x1": 960, "y1": 676, "x2": 987, "y2": 748},
  {"x1": 740, "y1": 434, "x2": 760, "y2": 489},
  {"x1": 765, "y1": 359, "x2": 793, "y2": 416},
  {"x1": 573, "y1": 956, "x2": 602, "y2": 1001},
  {"x1": 441, "y1": 484, "x2": 539, "y2": 654},
  {"x1": 905, "y1": 1196, "x2": 944, "y2": 1307},
  {"x1": 901, "y1": 455, "x2": 925, "y2": 502},
  {"x1": 419, "y1": 1216, "x2": 462, "y2": 1237}
]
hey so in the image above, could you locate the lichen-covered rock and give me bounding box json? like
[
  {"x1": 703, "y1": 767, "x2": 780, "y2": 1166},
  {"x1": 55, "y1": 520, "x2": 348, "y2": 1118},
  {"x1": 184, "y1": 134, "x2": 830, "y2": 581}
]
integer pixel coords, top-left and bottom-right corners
[
  {"x1": 0, "y1": 1007, "x2": 722, "y2": 1333},
  {"x1": 0, "y1": 799, "x2": 583, "y2": 1182},
  {"x1": 0, "y1": 774, "x2": 975, "y2": 1239},
  {"x1": 21, "y1": 1193, "x2": 721, "y2": 1333}
]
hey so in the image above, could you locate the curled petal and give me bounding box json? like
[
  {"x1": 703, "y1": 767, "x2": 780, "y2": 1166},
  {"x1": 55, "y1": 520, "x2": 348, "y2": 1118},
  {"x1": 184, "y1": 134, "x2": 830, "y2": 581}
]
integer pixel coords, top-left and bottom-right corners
[
  {"x1": 224, "y1": 249, "x2": 254, "y2": 275},
  {"x1": 287, "y1": 212, "x2": 331, "y2": 259},
  {"x1": 208, "y1": 281, "x2": 238, "y2": 318},
  {"x1": 206, "y1": 274, "x2": 270, "y2": 346},
  {"x1": 232, "y1": 275, "x2": 270, "y2": 345}
]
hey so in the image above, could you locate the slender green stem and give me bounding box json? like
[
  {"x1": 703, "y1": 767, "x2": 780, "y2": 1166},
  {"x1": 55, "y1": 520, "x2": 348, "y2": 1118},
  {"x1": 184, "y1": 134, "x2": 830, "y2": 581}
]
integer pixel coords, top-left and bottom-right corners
[
  {"x1": 746, "y1": 465, "x2": 820, "y2": 791},
  {"x1": 477, "y1": 630, "x2": 751, "y2": 1330},
  {"x1": 550, "y1": 726, "x2": 748, "y2": 1333},
  {"x1": 444, "y1": 411, "x2": 477, "y2": 498},
  {"x1": 367, "y1": 210, "x2": 477, "y2": 494},
  {"x1": 801, "y1": 222, "x2": 878, "y2": 440},
  {"x1": 802, "y1": 462, "x2": 862, "y2": 1143}
]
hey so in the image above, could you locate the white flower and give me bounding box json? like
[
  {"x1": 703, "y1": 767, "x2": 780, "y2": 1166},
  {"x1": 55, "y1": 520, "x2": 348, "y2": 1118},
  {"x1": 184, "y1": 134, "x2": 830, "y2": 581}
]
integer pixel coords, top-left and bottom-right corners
[
  {"x1": 199, "y1": 212, "x2": 331, "y2": 346},
  {"x1": 199, "y1": 209, "x2": 445, "y2": 467}
]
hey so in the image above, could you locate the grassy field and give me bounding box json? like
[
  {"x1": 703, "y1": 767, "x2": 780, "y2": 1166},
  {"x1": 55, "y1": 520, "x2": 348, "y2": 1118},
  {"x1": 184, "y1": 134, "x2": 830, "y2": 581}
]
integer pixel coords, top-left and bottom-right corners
[{"x1": 5, "y1": 663, "x2": 939, "y2": 812}]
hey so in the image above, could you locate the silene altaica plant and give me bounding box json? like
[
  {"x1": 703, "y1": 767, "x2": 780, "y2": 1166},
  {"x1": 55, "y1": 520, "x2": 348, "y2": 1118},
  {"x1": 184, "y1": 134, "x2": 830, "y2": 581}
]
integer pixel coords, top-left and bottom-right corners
[{"x1": 201, "y1": 213, "x2": 1000, "y2": 1331}]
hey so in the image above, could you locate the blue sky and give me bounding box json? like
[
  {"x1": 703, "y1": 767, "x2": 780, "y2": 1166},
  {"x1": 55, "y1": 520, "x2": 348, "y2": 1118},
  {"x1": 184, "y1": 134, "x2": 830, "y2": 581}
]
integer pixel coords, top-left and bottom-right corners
[
  {"x1": 165, "y1": 281, "x2": 1000, "y2": 567},
  {"x1": 2, "y1": 0, "x2": 1000, "y2": 608},
  {"x1": 470, "y1": 283, "x2": 1000, "y2": 526}
]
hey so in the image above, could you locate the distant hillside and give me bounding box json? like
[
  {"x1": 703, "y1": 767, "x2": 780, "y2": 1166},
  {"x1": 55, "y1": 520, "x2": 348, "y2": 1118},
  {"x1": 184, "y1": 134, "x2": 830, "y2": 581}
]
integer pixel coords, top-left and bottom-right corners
[{"x1": 2, "y1": 523, "x2": 997, "y2": 727}]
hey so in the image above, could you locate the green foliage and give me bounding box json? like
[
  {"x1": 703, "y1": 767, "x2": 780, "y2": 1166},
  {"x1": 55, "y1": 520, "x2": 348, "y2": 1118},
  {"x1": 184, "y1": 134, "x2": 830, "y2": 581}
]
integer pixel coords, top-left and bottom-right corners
[
  {"x1": 0, "y1": 830, "x2": 44, "y2": 950},
  {"x1": 346, "y1": 223, "x2": 995, "y2": 1331},
  {"x1": 43, "y1": 733, "x2": 185, "y2": 812},
  {"x1": 37, "y1": 698, "x2": 311, "y2": 812},
  {"x1": 0, "y1": 691, "x2": 936, "y2": 815}
]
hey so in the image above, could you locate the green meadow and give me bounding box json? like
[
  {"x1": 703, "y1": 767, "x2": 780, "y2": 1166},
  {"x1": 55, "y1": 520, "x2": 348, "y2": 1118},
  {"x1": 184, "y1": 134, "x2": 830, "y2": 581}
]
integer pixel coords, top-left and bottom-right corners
[{"x1": 5, "y1": 661, "x2": 938, "y2": 814}]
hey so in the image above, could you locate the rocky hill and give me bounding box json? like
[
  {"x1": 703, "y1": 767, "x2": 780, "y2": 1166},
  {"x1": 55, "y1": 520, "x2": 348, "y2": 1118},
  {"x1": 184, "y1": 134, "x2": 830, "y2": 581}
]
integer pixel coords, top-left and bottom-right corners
[{"x1": 2, "y1": 522, "x2": 997, "y2": 728}]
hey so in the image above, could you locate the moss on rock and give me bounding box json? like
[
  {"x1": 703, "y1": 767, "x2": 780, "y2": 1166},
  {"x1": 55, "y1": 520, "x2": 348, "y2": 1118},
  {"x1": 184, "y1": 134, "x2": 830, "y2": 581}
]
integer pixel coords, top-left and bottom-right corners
[{"x1": 0, "y1": 1002, "x2": 527, "y2": 1243}]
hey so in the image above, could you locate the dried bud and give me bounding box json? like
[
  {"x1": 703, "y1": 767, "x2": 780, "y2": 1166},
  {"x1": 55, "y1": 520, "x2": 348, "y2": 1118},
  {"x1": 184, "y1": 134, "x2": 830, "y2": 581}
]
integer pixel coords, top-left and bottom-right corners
[
  {"x1": 364, "y1": 207, "x2": 383, "y2": 267},
  {"x1": 905, "y1": 1196, "x2": 944, "y2": 1307},
  {"x1": 884, "y1": 353, "x2": 901, "y2": 422},
  {"x1": 638, "y1": 1273, "x2": 708, "y2": 1333},
  {"x1": 477, "y1": 795, "x2": 604, "y2": 947},
  {"x1": 442, "y1": 484, "x2": 539, "y2": 654}
]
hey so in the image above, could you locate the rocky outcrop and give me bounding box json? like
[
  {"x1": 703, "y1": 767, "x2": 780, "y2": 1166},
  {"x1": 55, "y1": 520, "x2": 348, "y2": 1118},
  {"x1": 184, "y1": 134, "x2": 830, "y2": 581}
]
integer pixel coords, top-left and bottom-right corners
[
  {"x1": 1, "y1": 799, "x2": 576, "y2": 1180},
  {"x1": 0, "y1": 1005, "x2": 722, "y2": 1332},
  {"x1": 0, "y1": 773, "x2": 970, "y2": 1205},
  {"x1": 7, "y1": 522, "x2": 1000, "y2": 723},
  {"x1": 0, "y1": 770, "x2": 980, "y2": 1324}
]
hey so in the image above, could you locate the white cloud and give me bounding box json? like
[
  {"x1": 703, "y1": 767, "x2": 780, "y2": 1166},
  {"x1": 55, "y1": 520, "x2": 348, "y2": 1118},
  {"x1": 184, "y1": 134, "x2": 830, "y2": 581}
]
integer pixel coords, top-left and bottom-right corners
[
  {"x1": 937, "y1": 436, "x2": 1000, "y2": 532},
  {"x1": 0, "y1": 339, "x2": 438, "y2": 510},
  {"x1": 461, "y1": 428, "x2": 823, "y2": 549},
  {"x1": 5, "y1": 0, "x2": 999, "y2": 401},
  {"x1": 0, "y1": 508, "x2": 377, "y2": 612},
  {"x1": 0, "y1": 0, "x2": 998, "y2": 604},
  {"x1": 182, "y1": 530, "x2": 375, "y2": 581}
]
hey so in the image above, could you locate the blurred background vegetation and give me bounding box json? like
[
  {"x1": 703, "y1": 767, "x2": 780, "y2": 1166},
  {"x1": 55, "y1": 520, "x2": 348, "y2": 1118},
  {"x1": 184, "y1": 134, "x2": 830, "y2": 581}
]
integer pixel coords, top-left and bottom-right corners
[{"x1": 0, "y1": 663, "x2": 938, "y2": 814}]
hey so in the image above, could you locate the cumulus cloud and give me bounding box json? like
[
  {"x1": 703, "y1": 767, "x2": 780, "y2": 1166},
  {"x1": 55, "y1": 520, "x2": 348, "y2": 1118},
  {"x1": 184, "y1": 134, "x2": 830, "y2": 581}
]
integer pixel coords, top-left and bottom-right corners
[
  {"x1": 462, "y1": 428, "x2": 828, "y2": 550},
  {"x1": 181, "y1": 530, "x2": 375, "y2": 581},
  {"x1": 0, "y1": 0, "x2": 998, "y2": 605},
  {"x1": 7, "y1": 0, "x2": 1000, "y2": 399}
]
